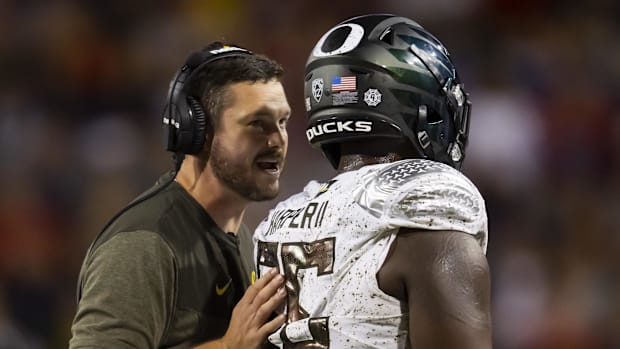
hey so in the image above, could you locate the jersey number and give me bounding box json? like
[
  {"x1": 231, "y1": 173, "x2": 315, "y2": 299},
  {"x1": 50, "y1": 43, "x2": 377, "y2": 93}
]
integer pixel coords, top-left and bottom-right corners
[{"x1": 257, "y1": 238, "x2": 335, "y2": 348}]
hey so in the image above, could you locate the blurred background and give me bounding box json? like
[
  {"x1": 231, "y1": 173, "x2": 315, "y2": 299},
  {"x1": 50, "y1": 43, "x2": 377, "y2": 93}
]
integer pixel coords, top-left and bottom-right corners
[{"x1": 1, "y1": 0, "x2": 619, "y2": 348}]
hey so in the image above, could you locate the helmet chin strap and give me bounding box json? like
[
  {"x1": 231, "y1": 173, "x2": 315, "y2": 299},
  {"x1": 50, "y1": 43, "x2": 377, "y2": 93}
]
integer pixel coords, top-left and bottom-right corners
[{"x1": 415, "y1": 104, "x2": 435, "y2": 160}]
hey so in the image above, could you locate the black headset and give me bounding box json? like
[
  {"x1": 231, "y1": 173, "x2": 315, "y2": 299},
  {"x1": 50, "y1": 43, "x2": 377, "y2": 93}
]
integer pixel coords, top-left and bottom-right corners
[{"x1": 163, "y1": 44, "x2": 254, "y2": 155}]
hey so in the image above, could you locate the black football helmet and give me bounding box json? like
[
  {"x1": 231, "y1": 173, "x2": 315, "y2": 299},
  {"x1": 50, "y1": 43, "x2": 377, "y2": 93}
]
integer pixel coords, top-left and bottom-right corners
[{"x1": 304, "y1": 14, "x2": 471, "y2": 169}]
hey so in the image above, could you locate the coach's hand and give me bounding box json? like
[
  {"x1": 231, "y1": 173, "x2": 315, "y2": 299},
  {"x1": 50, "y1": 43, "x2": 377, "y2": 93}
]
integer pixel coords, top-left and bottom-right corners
[{"x1": 194, "y1": 268, "x2": 286, "y2": 349}]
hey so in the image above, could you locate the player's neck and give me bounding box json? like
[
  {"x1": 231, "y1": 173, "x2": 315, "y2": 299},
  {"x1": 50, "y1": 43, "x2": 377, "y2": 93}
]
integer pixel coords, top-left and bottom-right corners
[{"x1": 338, "y1": 153, "x2": 401, "y2": 172}]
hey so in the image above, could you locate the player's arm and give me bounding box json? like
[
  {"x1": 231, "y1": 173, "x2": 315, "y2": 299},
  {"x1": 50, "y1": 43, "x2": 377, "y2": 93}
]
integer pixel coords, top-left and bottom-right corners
[
  {"x1": 193, "y1": 268, "x2": 286, "y2": 349},
  {"x1": 380, "y1": 229, "x2": 491, "y2": 348}
]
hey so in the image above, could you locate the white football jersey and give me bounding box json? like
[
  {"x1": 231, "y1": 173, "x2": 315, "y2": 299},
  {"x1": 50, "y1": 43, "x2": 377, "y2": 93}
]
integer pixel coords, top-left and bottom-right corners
[{"x1": 254, "y1": 159, "x2": 488, "y2": 348}]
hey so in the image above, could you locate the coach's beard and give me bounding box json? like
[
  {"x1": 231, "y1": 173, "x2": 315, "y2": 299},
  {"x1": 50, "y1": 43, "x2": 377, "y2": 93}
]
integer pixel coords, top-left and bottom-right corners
[{"x1": 209, "y1": 142, "x2": 280, "y2": 201}]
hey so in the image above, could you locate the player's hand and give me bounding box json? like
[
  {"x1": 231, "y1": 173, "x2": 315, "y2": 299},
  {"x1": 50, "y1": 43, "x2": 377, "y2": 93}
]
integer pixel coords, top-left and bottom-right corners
[{"x1": 221, "y1": 268, "x2": 286, "y2": 349}]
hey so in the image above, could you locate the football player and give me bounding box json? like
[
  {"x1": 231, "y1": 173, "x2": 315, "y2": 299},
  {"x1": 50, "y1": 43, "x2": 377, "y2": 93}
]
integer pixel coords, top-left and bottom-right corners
[{"x1": 254, "y1": 14, "x2": 491, "y2": 348}]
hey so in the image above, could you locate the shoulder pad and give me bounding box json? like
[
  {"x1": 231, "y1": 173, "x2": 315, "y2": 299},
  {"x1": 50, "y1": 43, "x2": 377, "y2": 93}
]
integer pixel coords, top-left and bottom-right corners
[
  {"x1": 355, "y1": 159, "x2": 488, "y2": 251},
  {"x1": 355, "y1": 159, "x2": 449, "y2": 218}
]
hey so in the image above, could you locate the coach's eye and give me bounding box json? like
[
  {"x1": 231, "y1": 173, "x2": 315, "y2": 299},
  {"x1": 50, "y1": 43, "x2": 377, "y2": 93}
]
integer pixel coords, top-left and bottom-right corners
[
  {"x1": 249, "y1": 120, "x2": 265, "y2": 130},
  {"x1": 278, "y1": 117, "x2": 289, "y2": 129}
]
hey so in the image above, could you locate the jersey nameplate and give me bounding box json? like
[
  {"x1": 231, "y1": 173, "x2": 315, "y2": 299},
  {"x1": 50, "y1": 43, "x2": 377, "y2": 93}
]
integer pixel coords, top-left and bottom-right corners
[{"x1": 266, "y1": 201, "x2": 329, "y2": 235}]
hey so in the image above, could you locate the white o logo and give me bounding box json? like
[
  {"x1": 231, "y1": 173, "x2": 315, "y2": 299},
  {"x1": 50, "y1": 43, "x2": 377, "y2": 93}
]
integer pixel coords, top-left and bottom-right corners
[{"x1": 312, "y1": 23, "x2": 365, "y2": 57}]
